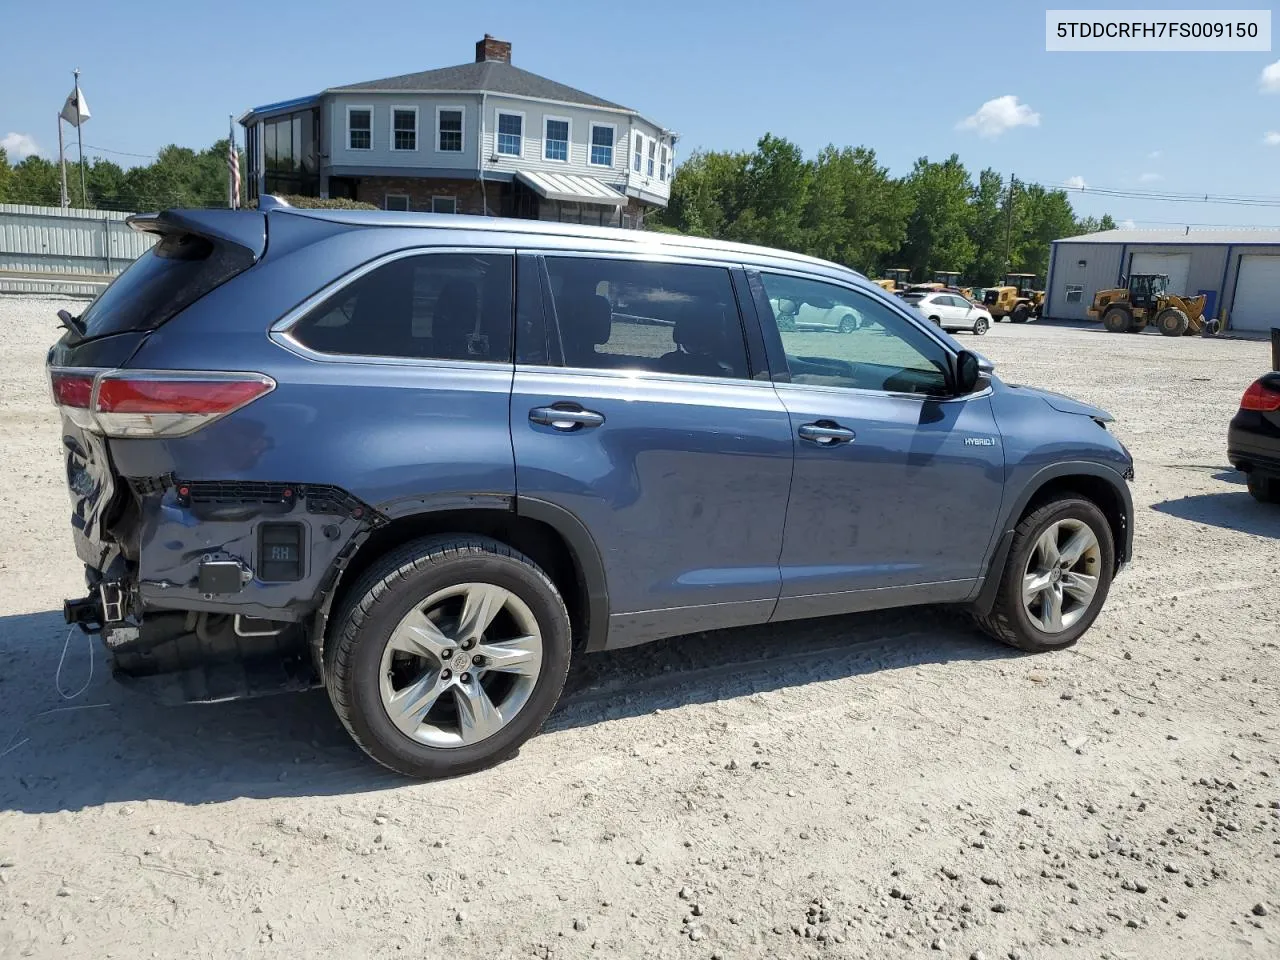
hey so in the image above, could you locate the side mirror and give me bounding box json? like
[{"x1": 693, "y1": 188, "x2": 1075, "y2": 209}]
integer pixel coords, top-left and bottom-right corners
[{"x1": 955, "y1": 350, "x2": 982, "y2": 394}]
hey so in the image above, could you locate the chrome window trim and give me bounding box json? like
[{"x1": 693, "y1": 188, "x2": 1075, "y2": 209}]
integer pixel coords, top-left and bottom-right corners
[
  {"x1": 268, "y1": 246, "x2": 517, "y2": 368},
  {"x1": 514, "y1": 362, "x2": 781, "y2": 391}
]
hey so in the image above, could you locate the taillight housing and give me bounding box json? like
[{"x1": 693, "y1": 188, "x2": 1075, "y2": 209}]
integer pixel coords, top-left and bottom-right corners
[
  {"x1": 48, "y1": 368, "x2": 275, "y2": 438},
  {"x1": 1240, "y1": 378, "x2": 1280, "y2": 413}
]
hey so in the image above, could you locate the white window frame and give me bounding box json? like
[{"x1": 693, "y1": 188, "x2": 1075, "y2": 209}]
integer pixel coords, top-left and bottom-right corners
[
  {"x1": 346, "y1": 104, "x2": 373, "y2": 152},
  {"x1": 495, "y1": 109, "x2": 525, "y2": 158},
  {"x1": 384, "y1": 193, "x2": 410, "y2": 211},
  {"x1": 647, "y1": 139, "x2": 656, "y2": 177},
  {"x1": 660, "y1": 143, "x2": 669, "y2": 181},
  {"x1": 390, "y1": 105, "x2": 419, "y2": 152},
  {"x1": 431, "y1": 195, "x2": 457, "y2": 214},
  {"x1": 1065, "y1": 284, "x2": 1084, "y2": 304},
  {"x1": 588, "y1": 122, "x2": 616, "y2": 168},
  {"x1": 632, "y1": 131, "x2": 643, "y2": 173},
  {"x1": 543, "y1": 115, "x2": 572, "y2": 163},
  {"x1": 435, "y1": 105, "x2": 465, "y2": 153}
]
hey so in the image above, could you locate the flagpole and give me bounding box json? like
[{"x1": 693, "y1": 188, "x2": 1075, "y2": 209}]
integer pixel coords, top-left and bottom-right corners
[
  {"x1": 73, "y1": 69, "x2": 86, "y2": 207},
  {"x1": 57, "y1": 113, "x2": 68, "y2": 209},
  {"x1": 228, "y1": 115, "x2": 235, "y2": 209}
]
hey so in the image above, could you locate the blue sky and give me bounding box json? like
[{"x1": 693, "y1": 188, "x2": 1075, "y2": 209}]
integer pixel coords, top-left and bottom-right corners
[{"x1": 2, "y1": 0, "x2": 1278, "y2": 227}]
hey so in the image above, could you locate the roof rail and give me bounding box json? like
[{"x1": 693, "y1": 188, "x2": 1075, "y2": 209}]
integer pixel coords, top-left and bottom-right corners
[{"x1": 258, "y1": 195, "x2": 292, "y2": 212}]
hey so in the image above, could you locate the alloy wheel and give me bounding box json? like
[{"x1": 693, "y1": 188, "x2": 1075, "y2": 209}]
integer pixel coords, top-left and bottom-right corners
[
  {"x1": 378, "y1": 582, "x2": 543, "y2": 748},
  {"x1": 1022, "y1": 519, "x2": 1101, "y2": 633}
]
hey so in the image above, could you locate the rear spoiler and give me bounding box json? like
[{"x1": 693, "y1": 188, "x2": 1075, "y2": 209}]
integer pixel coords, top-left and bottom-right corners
[{"x1": 126, "y1": 209, "x2": 267, "y2": 262}]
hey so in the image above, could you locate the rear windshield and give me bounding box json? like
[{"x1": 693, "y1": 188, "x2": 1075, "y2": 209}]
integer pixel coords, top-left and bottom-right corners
[
  {"x1": 75, "y1": 230, "x2": 255, "y2": 340},
  {"x1": 901, "y1": 293, "x2": 926, "y2": 303}
]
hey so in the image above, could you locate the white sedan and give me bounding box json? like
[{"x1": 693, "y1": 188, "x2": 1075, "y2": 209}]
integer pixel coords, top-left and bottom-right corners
[{"x1": 902, "y1": 291, "x2": 992, "y2": 335}]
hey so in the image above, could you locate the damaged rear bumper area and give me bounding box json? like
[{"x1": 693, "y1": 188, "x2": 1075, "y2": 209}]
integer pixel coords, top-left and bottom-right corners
[{"x1": 64, "y1": 479, "x2": 383, "y2": 700}]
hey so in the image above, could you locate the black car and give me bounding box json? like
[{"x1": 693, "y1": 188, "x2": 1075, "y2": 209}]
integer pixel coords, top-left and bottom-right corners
[{"x1": 1228, "y1": 372, "x2": 1280, "y2": 503}]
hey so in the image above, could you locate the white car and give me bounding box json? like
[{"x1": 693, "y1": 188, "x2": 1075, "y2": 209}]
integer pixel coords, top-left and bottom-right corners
[
  {"x1": 902, "y1": 291, "x2": 991, "y2": 335},
  {"x1": 769, "y1": 297, "x2": 864, "y2": 333}
]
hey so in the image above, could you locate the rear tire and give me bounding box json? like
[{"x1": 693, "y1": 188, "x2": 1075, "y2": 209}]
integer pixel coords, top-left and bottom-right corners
[
  {"x1": 1248, "y1": 474, "x2": 1280, "y2": 504},
  {"x1": 1011, "y1": 304, "x2": 1031, "y2": 324},
  {"x1": 839, "y1": 314, "x2": 857, "y2": 334},
  {"x1": 975, "y1": 498, "x2": 1115, "y2": 653},
  {"x1": 1156, "y1": 307, "x2": 1190, "y2": 337},
  {"x1": 325, "y1": 535, "x2": 572, "y2": 779},
  {"x1": 1101, "y1": 305, "x2": 1132, "y2": 333}
]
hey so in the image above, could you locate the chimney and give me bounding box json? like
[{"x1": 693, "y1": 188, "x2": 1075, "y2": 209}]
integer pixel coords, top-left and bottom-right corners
[{"x1": 475, "y1": 35, "x2": 512, "y2": 64}]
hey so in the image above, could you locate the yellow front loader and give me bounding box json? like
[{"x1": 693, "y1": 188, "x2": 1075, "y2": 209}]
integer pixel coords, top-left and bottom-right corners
[{"x1": 1088, "y1": 274, "x2": 1207, "y2": 336}]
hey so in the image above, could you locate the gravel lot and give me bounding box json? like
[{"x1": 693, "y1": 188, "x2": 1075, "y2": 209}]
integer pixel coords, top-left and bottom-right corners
[{"x1": 1, "y1": 295, "x2": 1278, "y2": 960}]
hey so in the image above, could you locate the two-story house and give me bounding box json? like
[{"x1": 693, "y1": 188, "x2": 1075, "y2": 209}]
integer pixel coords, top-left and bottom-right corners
[{"x1": 239, "y1": 36, "x2": 676, "y2": 227}]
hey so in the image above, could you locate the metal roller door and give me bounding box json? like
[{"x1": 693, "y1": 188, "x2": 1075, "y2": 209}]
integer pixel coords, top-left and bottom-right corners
[
  {"x1": 1129, "y1": 252, "x2": 1191, "y2": 296},
  {"x1": 1230, "y1": 255, "x2": 1280, "y2": 332}
]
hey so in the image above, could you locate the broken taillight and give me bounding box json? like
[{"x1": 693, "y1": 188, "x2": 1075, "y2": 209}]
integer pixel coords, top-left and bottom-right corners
[{"x1": 49, "y1": 369, "x2": 275, "y2": 438}]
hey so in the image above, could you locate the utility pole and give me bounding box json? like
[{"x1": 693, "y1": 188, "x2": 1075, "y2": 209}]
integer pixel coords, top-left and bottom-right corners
[
  {"x1": 1003, "y1": 173, "x2": 1017, "y2": 274},
  {"x1": 74, "y1": 69, "x2": 86, "y2": 207},
  {"x1": 57, "y1": 112, "x2": 68, "y2": 209}
]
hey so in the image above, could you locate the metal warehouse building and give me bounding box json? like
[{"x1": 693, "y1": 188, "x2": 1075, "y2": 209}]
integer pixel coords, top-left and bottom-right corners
[{"x1": 1045, "y1": 228, "x2": 1280, "y2": 333}]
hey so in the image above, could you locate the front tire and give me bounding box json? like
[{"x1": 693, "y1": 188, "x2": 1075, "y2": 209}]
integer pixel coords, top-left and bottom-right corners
[
  {"x1": 1156, "y1": 307, "x2": 1190, "y2": 337},
  {"x1": 975, "y1": 498, "x2": 1115, "y2": 653},
  {"x1": 1248, "y1": 474, "x2": 1280, "y2": 504},
  {"x1": 1011, "y1": 304, "x2": 1031, "y2": 324},
  {"x1": 973, "y1": 316, "x2": 990, "y2": 335},
  {"x1": 325, "y1": 535, "x2": 572, "y2": 779},
  {"x1": 1101, "y1": 305, "x2": 1132, "y2": 333}
]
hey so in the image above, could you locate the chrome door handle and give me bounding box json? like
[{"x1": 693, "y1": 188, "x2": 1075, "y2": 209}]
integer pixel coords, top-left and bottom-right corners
[
  {"x1": 529, "y1": 405, "x2": 606, "y2": 430},
  {"x1": 798, "y1": 422, "x2": 855, "y2": 445}
]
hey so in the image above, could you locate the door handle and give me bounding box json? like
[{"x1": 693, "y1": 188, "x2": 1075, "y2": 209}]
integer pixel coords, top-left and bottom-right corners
[
  {"x1": 798, "y1": 421, "x2": 855, "y2": 445},
  {"x1": 529, "y1": 405, "x2": 605, "y2": 430}
]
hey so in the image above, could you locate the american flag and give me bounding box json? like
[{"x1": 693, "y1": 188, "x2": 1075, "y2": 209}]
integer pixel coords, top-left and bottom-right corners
[{"x1": 227, "y1": 118, "x2": 241, "y2": 209}]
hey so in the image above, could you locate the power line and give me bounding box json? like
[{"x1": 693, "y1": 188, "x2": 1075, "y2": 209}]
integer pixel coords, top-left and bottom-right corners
[{"x1": 83, "y1": 144, "x2": 157, "y2": 160}]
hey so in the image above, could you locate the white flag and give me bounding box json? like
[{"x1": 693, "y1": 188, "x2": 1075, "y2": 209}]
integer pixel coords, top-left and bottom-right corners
[{"x1": 60, "y1": 87, "x2": 90, "y2": 127}]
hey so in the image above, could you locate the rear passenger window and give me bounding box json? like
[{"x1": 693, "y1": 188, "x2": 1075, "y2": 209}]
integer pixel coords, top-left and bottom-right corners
[
  {"x1": 543, "y1": 257, "x2": 749, "y2": 379},
  {"x1": 290, "y1": 253, "x2": 513, "y2": 362}
]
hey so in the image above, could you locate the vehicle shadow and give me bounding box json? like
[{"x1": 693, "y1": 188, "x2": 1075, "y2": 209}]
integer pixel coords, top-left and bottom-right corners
[
  {"x1": 0, "y1": 606, "x2": 1017, "y2": 813},
  {"x1": 1151, "y1": 489, "x2": 1280, "y2": 538}
]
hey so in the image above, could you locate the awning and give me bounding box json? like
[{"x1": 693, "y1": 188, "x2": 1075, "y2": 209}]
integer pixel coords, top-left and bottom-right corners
[{"x1": 515, "y1": 171, "x2": 626, "y2": 208}]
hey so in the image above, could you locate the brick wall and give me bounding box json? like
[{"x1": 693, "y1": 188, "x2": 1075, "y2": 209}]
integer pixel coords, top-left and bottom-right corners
[{"x1": 355, "y1": 177, "x2": 489, "y2": 215}]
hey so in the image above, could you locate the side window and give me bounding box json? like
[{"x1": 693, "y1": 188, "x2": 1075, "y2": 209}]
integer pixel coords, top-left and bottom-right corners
[
  {"x1": 543, "y1": 257, "x2": 749, "y2": 380},
  {"x1": 759, "y1": 273, "x2": 951, "y2": 396},
  {"x1": 290, "y1": 253, "x2": 513, "y2": 362}
]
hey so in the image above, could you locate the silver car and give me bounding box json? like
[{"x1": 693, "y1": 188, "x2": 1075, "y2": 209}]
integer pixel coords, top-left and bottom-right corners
[{"x1": 769, "y1": 296, "x2": 864, "y2": 333}]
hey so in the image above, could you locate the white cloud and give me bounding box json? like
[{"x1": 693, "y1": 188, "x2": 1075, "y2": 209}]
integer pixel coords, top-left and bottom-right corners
[
  {"x1": 1265, "y1": 131, "x2": 1280, "y2": 146},
  {"x1": 0, "y1": 132, "x2": 39, "y2": 160},
  {"x1": 1261, "y1": 60, "x2": 1280, "y2": 92},
  {"x1": 1063, "y1": 175, "x2": 1087, "y2": 190},
  {"x1": 1138, "y1": 172, "x2": 1163, "y2": 183},
  {"x1": 1119, "y1": 219, "x2": 1137, "y2": 230},
  {"x1": 957, "y1": 95, "x2": 1040, "y2": 138},
  {"x1": 1148, "y1": 150, "x2": 1162, "y2": 160}
]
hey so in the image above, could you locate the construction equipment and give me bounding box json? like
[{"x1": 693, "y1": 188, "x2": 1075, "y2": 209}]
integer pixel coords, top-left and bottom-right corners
[
  {"x1": 874, "y1": 268, "x2": 912, "y2": 292},
  {"x1": 1088, "y1": 273, "x2": 1207, "y2": 336},
  {"x1": 982, "y1": 273, "x2": 1044, "y2": 323}
]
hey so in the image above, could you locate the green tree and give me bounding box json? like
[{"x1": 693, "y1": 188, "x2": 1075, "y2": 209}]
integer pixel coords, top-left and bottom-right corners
[
  {"x1": 0, "y1": 147, "x2": 10, "y2": 202},
  {"x1": 966, "y1": 168, "x2": 1007, "y2": 285},
  {"x1": 658, "y1": 148, "x2": 749, "y2": 238},
  {"x1": 8, "y1": 156, "x2": 63, "y2": 205},
  {"x1": 804, "y1": 145, "x2": 909, "y2": 274},
  {"x1": 727, "y1": 133, "x2": 811, "y2": 250},
  {"x1": 1010, "y1": 183, "x2": 1077, "y2": 280},
  {"x1": 901, "y1": 155, "x2": 976, "y2": 280},
  {"x1": 1073, "y1": 213, "x2": 1117, "y2": 235}
]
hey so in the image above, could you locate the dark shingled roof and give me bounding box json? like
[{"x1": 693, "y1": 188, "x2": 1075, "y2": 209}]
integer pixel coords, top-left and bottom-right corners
[{"x1": 329, "y1": 60, "x2": 631, "y2": 111}]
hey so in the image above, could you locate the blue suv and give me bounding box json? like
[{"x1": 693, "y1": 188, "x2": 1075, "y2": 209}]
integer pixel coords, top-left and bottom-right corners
[{"x1": 49, "y1": 202, "x2": 1133, "y2": 778}]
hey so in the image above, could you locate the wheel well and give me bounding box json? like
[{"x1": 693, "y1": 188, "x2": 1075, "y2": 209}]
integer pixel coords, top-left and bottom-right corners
[
  {"x1": 327, "y1": 509, "x2": 590, "y2": 645},
  {"x1": 1023, "y1": 475, "x2": 1128, "y2": 564}
]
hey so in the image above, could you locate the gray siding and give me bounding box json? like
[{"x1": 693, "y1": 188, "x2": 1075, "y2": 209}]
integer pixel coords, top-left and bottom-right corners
[
  {"x1": 326, "y1": 93, "x2": 482, "y2": 173},
  {"x1": 1046, "y1": 243, "x2": 1122, "y2": 320}
]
